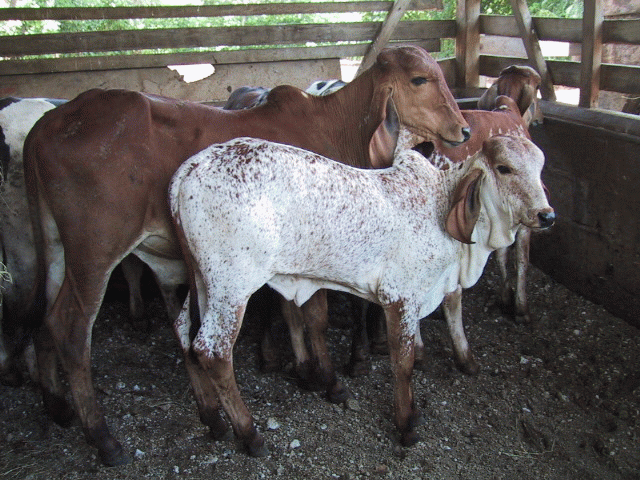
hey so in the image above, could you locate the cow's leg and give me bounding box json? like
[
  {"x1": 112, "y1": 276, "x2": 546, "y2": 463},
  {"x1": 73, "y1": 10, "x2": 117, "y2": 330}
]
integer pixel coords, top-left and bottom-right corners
[
  {"x1": 173, "y1": 298, "x2": 230, "y2": 441},
  {"x1": 514, "y1": 228, "x2": 531, "y2": 323},
  {"x1": 367, "y1": 303, "x2": 389, "y2": 355},
  {"x1": 348, "y1": 297, "x2": 371, "y2": 377},
  {"x1": 442, "y1": 287, "x2": 479, "y2": 375},
  {"x1": 303, "y1": 290, "x2": 348, "y2": 403},
  {"x1": 280, "y1": 297, "x2": 315, "y2": 385},
  {"x1": 134, "y1": 252, "x2": 187, "y2": 322},
  {"x1": 32, "y1": 325, "x2": 75, "y2": 426},
  {"x1": 252, "y1": 286, "x2": 281, "y2": 372},
  {"x1": 195, "y1": 301, "x2": 267, "y2": 457},
  {"x1": 414, "y1": 320, "x2": 425, "y2": 366},
  {"x1": 495, "y1": 246, "x2": 514, "y2": 313},
  {"x1": 120, "y1": 255, "x2": 145, "y2": 322},
  {"x1": 48, "y1": 270, "x2": 130, "y2": 467},
  {"x1": 384, "y1": 303, "x2": 422, "y2": 447}
]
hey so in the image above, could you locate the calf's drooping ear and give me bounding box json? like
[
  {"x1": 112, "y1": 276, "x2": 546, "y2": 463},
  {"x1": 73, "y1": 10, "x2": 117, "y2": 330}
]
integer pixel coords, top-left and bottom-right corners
[
  {"x1": 369, "y1": 90, "x2": 399, "y2": 168},
  {"x1": 445, "y1": 169, "x2": 483, "y2": 244}
]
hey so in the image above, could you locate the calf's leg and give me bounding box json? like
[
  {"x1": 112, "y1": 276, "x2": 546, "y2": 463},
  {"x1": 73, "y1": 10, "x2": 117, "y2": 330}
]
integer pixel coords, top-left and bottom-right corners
[
  {"x1": 174, "y1": 300, "x2": 230, "y2": 441},
  {"x1": 194, "y1": 301, "x2": 267, "y2": 457},
  {"x1": 384, "y1": 303, "x2": 422, "y2": 447},
  {"x1": 513, "y1": 227, "x2": 532, "y2": 323},
  {"x1": 442, "y1": 287, "x2": 479, "y2": 375}
]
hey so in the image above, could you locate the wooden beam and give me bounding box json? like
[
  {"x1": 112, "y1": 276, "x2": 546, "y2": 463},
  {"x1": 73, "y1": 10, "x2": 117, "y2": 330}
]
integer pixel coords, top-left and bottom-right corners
[
  {"x1": 509, "y1": 0, "x2": 556, "y2": 101},
  {"x1": 580, "y1": 0, "x2": 603, "y2": 108},
  {"x1": 455, "y1": 0, "x2": 480, "y2": 89},
  {"x1": 356, "y1": 0, "x2": 413, "y2": 75}
]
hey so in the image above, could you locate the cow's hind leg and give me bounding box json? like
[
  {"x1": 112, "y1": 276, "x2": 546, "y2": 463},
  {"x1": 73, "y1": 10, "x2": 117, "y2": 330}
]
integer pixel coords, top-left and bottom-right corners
[
  {"x1": 32, "y1": 326, "x2": 75, "y2": 427},
  {"x1": 174, "y1": 299, "x2": 230, "y2": 441},
  {"x1": 195, "y1": 301, "x2": 267, "y2": 457},
  {"x1": 49, "y1": 273, "x2": 130, "y2": 466},
  {"x1": 302, "y1": 290, "x2": 348, "y2": 403}
]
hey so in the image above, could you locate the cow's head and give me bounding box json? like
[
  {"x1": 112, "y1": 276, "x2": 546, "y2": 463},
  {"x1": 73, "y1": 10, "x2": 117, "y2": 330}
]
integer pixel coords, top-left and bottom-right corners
[
  {"x1": 446, "y1": 135, "x2": 554, "y2": 245},
  {"x1": 479, "y1": 65, "x2": 543, "y2": 127},
  {"x1": 372, "y1": 45, "x2": 470, "y2": 149}
]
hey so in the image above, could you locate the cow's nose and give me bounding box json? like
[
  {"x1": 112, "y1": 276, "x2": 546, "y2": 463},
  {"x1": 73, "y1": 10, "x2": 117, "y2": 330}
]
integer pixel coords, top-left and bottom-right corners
[
  {"x1": 461, "y1": 127, "x2": 471, "y2": 142},
  {"x1": 538, "y1": 211, "x2": 556, "y2": 229}
]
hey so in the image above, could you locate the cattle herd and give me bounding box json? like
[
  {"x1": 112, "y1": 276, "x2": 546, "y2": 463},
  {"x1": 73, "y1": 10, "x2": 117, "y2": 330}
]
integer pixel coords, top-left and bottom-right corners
[{"x1": 0, "y1": 45, "x2": 554, "y2": 467}]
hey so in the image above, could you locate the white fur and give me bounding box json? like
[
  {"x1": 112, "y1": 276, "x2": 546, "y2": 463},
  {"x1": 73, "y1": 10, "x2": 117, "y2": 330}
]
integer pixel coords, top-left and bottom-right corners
[{"x1": 170, "y1": 135, "x2": 550, "y2": 360}]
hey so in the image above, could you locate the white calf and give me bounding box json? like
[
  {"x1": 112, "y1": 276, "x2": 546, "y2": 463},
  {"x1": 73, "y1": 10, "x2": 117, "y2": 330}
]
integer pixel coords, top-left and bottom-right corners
[{"x1": 169, "y1": 135, "x2": 554, "y2": 455}]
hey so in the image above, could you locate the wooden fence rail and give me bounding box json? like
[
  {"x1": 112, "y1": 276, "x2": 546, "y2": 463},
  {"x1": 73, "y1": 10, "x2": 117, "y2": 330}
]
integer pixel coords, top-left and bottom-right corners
[{"x1": 0, "y1": 2, "x2": 638, "y2": 106}]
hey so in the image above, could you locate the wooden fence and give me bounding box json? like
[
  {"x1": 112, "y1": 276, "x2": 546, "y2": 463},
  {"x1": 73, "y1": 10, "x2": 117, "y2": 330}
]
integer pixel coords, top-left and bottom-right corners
[{"x1": 0, "y1": 0, "x2": 638, "y2": 108}]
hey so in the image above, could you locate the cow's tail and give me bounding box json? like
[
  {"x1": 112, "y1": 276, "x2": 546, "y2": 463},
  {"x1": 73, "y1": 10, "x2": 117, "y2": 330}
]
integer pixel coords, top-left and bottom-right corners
[{"x1": 18, "y1": 121, "x2": 49, "y2": 343}]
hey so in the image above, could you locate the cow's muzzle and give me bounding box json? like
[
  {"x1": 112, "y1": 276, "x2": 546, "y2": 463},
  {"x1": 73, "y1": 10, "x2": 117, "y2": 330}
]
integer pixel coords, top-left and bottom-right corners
[{"x1": 537, "y1": 210, "x2": 556, "y2": 229}]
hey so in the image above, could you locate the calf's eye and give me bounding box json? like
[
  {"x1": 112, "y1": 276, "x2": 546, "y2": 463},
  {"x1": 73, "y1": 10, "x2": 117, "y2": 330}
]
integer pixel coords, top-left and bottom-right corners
[
  {"x1": 496, "y1": 165, "x2": 512, "y2": 175},
  {"x1": 411, "y1": 77, "x2": 429, "y2": 86}
]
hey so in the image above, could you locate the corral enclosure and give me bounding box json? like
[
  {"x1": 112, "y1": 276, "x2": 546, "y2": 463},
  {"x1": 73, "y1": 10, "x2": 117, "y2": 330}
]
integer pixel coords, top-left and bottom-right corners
[
  {"x1": 0, "y1": 1, "x2": 640, "y2": 478},
  {"x1": 1, "y1": 0, "x2": 638, "y2": 325}
]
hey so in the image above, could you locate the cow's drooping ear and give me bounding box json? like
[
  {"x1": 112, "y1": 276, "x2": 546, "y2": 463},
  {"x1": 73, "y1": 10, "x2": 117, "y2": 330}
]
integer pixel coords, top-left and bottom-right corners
[
  {"x1": 369, "y1": 90, "x2": 399, "y2": 168},
  {"x1": 445, "y1": 169, "x2": 483, "y2": 244},
  {"x1": 517, "y1": 83, "x2": 537, "y2": 117}
]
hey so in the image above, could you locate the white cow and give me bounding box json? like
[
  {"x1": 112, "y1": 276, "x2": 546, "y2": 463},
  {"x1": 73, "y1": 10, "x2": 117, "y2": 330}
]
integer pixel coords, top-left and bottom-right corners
[
  {"x1": 0, "y1": 97, "x2": 61, "y2": 385},
  {"x1": 169, "y1": 134, "x2": 554, "y2": 455}
]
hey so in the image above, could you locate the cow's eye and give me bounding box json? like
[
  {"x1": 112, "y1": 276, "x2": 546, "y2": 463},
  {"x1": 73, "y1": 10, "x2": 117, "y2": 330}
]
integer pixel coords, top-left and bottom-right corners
[
  {"x1": 411, "y1": 77, "x2": 429, "y2": 86},
  {"x1": 496, "y1": 165, "x2": 512, "y2": 175}
]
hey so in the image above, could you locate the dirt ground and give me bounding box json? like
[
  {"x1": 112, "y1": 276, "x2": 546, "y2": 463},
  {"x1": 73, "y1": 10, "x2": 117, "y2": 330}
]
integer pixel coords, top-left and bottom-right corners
[{"x1": 1, "y1": 259, "x2": 639, "y2": 480}]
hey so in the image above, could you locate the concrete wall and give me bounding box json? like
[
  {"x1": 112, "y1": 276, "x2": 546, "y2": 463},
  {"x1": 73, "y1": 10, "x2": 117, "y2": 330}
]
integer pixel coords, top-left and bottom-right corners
[
  {"x1": 0, "y1": 59, "x2": 342, "y2": 103},
  {"x1": 529, "y1": 102, "x2": 640, "y2": 328}
]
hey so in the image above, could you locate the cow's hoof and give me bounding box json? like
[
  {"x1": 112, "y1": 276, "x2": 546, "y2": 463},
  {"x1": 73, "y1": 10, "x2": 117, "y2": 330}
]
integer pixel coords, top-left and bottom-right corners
[
  {"x1": 514, "y1": 312, "x2": 531, "y2": 324},
  {"x1": 44, "y1": 393, "x2": 76, "y2": 428},
  {"x1": 99, "y1": 444, "x2": 131, "y2": 467},
  {"x1": 370, "y1": 341, "x2": 388, "y2": 356},
  {"x1": 400, "y1": 430, "x2": 420, "y2": 447},
  {"x1": 327, "y1": 382, "x2": 349, "y2": 404},
  {"x1": 246, "y1": 435, "x2": 269, "y2": 457},
  {"x1": 0, "y1": 367, "x2": 23, "y2": 387},
  {"x1": 209, "y1": 425, "x2": 234, "y2": 442},
  {"x1": 347, "y1": 359, "x2": 371, "y2": 377}
]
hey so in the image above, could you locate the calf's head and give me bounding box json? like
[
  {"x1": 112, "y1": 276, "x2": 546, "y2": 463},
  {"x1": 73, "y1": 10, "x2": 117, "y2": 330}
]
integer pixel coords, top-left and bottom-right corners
[
  {"x1": 374, "y1": 45, "x2": 470, "y2": 147},
  {"x1": 446, "y1": 135, "x2": 555, "y2": 245}
]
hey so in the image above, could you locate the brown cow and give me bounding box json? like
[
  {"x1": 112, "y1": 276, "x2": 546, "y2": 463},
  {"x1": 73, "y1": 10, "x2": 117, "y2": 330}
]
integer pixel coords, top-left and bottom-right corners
[{"x1": 23, "y1": 45, "x2": 469, "y2": 466}]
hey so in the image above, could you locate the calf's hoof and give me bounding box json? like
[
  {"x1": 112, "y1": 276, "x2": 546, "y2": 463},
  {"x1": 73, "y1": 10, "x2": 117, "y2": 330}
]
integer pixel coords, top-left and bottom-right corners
[
  {"x1": 514, "y1": 311, "x2": 531, "y2": 324},
  {"x1": 454, "y1": 355, "x2": 480, "y2": 376}
]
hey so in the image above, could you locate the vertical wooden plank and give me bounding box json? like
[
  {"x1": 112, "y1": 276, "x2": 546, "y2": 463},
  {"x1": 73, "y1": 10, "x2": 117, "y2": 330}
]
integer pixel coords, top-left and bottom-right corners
[
  {"x1": 509, "y1": 0, "x2": 556, "y2": 101},
  {"x1": 455, "y1": 0, "x2": 480, "y2": 89},
  {"x1": 580, "y1": 0, "x2": 603, "y2": 108},
  {"x1": 357, "y1": 0, "x2": 413, "y2": 75}
]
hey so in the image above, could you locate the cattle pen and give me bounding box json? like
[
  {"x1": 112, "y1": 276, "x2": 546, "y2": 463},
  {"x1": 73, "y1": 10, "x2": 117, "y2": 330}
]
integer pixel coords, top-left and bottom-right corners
[{"x1": 1, "y1": 1, "x2": 639, "y2": 479}]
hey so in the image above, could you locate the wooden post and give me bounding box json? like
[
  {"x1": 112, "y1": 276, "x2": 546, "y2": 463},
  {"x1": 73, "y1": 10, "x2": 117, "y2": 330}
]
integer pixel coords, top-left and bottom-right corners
[
  {"x1": 509, "y1": 0, "x2": 556, "y2": 101},
  {"x1": 580, "y1": 0, "x2": 603, "y2": 108},
  {"x1": 356, "y1": 0, "x2": 412, "y2": 75},
  {"x1": 455, "y1": 0, "x2": 480, "y2": 90}
]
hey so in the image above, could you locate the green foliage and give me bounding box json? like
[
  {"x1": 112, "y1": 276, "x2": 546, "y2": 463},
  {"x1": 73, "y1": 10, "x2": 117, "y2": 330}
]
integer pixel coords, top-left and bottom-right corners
[{"x1": 482, "y1": 0, "x2": 583, "y2": 18}]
